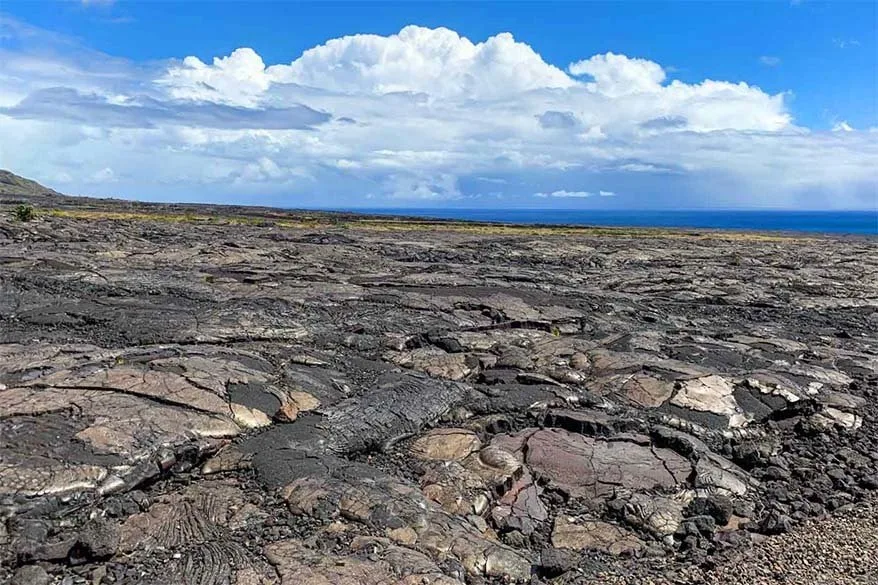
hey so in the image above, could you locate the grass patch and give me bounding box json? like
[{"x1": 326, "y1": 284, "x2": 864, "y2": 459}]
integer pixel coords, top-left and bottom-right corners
[
  {"x1": 43, "y1": 208, "x2": 813, "y2": 242},
  {"x1": 49, "y1": 209, "x2": 210, "y2": 223},
  {"x1": 48, "y1": 209, "x2": 326, "y2": 230},
  {"x1": 338, "y1": 218, "x2": 811, "y2": 241}
]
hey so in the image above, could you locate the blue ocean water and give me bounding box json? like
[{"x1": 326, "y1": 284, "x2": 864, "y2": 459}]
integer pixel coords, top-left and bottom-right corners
[{"x1": 338, "y1": 209, "x2": 877, "y2": 236}]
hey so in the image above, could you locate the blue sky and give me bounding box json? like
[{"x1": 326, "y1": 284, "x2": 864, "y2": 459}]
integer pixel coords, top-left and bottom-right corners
[{"x1": 0, "y1": 1, "x2": 876, "y2": 209}]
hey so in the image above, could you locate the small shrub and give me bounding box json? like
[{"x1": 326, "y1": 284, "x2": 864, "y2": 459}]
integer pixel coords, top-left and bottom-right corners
[{"x1": 13, "y1": 204, "x2": 35, "y2": 222}]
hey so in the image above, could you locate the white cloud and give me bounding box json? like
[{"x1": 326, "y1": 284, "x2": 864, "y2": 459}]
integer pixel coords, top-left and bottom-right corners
[
  {"x1": 0, "y1": 19, "x2": 876, "y2": 209},
  {"x1": 90, "y1": 167, "x2": 117, "y2": 183},
  {"x1": 833, "y1": 38, "x2": 861, "y2": 49},
  {"x1": 534, "y1": 189, "x2": 615, "y2": 198},
  {"x1": 535, "y1": 190, "x2": 593, "y2": 198},
  {"x1": 236, "y1": 157, "x2": 308, "y2": 183},
  {"x1": 618, "y1": 162, "x2": 664, "y2": 173},
  {"x1": 158, "y1": 26, "x2": 575, "y2": 105},
  {"x1": 384, "y1": 173, "x2": 462, "y2": 200},
  {"x1": 158, "y1": 48, "x2": 272, "y2": 107},
  {"x1": 759, "y1": 56, "x2": 781, "y2": 67},
  {"x1": 268, "y1": 26, "x2": 575, "y2": 100},
  {"x1": 833, "y1": 120, "x2": 854, "y2": 132},
  {"x1": 568, "y1": 52, "x2": 665, "y2": 96},
  {"x1": 155, "y1": 28, "x2": 790, "y2": 133}
]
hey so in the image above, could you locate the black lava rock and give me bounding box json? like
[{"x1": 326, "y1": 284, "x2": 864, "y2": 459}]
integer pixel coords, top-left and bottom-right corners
[
  {"x1": 760, "y1": 510, "x2": 794, "y2": 534},
  {"x1": 538, "y1": 547, "x2": 578, "y2": 577},
  {"x1": 69, "y1": 519, "x2": 120, "y2": 563},
  {"x1": 763, "y1": 465, "x2": 792, "y2": 481},
  {"x1": 686, "y1": 496, "x2": 733, "y2": 526},
  {"x1": 732, "y1": 441, "x2": 775, "y2": 469},
  {"x1": 682, "y1": 515, "x2": 717, "y2": 536}
]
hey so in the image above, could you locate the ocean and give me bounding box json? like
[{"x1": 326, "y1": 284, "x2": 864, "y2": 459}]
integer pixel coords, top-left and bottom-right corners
[{"x1": 335, "y1": 209, "x2": 877, "y2": 236}]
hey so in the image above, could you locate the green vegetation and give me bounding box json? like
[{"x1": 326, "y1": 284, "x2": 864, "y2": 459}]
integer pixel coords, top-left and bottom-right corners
[{"x1": 13, "y1": 204, "x2": 35, "y2": 222}]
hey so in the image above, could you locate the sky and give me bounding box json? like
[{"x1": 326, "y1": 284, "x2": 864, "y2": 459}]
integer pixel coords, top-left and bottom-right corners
[{"x1": 0, "y1": 1, "x2": 876, "y2": 210}]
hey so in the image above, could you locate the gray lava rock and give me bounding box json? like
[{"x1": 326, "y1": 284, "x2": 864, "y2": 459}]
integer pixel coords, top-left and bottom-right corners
[
  {"x1": 2, "y1": 178, "x2": 878, "y2": 583},
  {"x1": 11, "y1": 565, "x2": 51, "y2": 585},
  {"x1": 71, "y1": 519, "x2": 119, "y2": 562},
  {"x1": 760, "y1": 510, "x2": 794, "y2": 534},
  {"x1": 13, "y1": 520, "x2": 74, "y2": 565},
  {"x1": 501, "y1": 529, "x2": 529, "y2": 548},
  {"x1": 763, "y1": 465, "x2": 792, "y2": 481},
  {"x1": 538, "y1": 547, "x2": 578, "y2": 577},
  {"x1": 732, "y1": 440, "x2": 777, "y2": 469}
]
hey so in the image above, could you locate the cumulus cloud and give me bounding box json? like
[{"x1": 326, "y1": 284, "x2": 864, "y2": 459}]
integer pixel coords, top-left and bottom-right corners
[
  {"x1": 569, "y1": 52, "x2": 665, "y2": 96},
  {"x1": 267, "y1": 26, "x2": 575, "y2": 99},
  {"x1": 0, "y1": 19, "x2": 875, "y2": 208},
  {"x1": 833, "y1": 120, "x2": 854, "y2": 132},
  {"x1": 158, "y1": 48, "x2": 274, "y2": 107},
  {"x1": 157, "y1": 26, "x2": 575, "y2": 104},
  {"x1": 155, "y1": 27, "x2": 790, "y2": 133}
]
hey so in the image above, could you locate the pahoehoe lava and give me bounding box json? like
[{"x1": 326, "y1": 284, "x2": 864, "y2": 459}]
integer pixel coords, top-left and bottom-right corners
[{"x1": 1, "y1": 170, "x2": 877, "y2": 584}]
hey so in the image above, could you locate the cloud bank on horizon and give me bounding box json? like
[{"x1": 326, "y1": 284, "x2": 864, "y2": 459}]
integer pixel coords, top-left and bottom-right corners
[{"x1": 0, "y1": 17, "x2": 875, "y2": 209}]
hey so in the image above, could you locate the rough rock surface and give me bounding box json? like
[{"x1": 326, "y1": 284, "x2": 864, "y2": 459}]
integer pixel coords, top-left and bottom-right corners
[
  {"x1": 551, "y1": 516, "x2": 645, "y2": 556},
  {"x1": 1, "y1": 172, "x2": 877, "y2": 583}
]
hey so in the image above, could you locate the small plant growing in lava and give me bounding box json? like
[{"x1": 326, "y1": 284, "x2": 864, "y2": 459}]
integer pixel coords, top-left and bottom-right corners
[{"x1": 13, "y1": 204, "x2": 35, "y2": 222}]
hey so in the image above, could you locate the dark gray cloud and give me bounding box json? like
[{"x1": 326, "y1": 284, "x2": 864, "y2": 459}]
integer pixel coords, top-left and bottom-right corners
[
  {"x1": 1, "y1": 87, "x2": 331, "y2": 130},
  {"x1": 640, "y1": 116, "x2": 688, "y2": 130},
  {"x1": 538, "y1": 110, "x2": 580, "y2": 129}
]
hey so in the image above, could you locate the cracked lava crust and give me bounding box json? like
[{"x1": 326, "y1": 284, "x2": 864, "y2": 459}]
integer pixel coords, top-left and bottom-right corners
[{"x1": 1, "y1": 172, "x2": 878, "y2": 584}]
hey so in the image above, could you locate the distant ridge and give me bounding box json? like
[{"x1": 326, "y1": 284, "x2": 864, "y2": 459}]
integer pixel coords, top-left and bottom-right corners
[
  {"x1": 0, "y1": 170, "x2": 62, "y2": 202},
  {"x1": 0, "y1": 170, "x2": 129, "y2": 210},
  {"x1": 0, "y1": 170, "x2": 388, "y2": 222}
]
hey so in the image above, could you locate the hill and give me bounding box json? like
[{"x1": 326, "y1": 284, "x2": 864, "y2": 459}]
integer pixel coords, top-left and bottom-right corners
[{"x1": 0, "y1": 169, "x2": 63, "y2": 202}]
